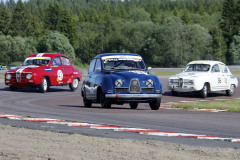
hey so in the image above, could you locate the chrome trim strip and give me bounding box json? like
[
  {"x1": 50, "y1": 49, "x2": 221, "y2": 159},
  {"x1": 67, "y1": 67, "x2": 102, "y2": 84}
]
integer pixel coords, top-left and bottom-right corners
[{"x1": 106, "y1": 94, "x2": 162, "y2": 99}]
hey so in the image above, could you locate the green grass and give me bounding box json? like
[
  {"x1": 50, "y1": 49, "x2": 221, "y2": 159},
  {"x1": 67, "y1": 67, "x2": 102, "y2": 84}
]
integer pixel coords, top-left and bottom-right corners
[
  {"x1": 151, "y1": 71, "x2": 180, "y2": 75},
  {"x1": 231, "y1": 70, "x2": 240, "y2": 75},
  {"x1": 172, "y1": 99, "x2": 240, "y2": 112}
]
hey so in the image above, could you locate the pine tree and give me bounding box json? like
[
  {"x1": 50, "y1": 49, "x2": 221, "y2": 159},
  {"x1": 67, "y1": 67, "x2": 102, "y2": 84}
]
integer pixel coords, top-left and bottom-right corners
[
  {"x1": 0, "y1": 4, "x2": 11, "y2": 35},
  {"x1": 9, "y1": 0, "x2": 29, "y2": 37},
  {"x1": 220, "y1": 0, "x2": 237, "y2": 64},
  {"x1": 181, "y1": 8, "x2": 191, "y2": 24}
]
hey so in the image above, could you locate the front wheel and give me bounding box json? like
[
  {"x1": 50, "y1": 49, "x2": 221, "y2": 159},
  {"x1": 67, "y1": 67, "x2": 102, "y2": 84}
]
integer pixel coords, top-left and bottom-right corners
[
  {"x1": 38, "y1": 77, "x2": 48, "y2": 93},
  {"x1": 199, "y1": 84, "x2": 208, "y2": 98},
  {"x1": 83, "y1": 92, "x2": 92, "y2": 108},
  {"x1": 100, "y1": 90, "x2": 111, "y2": 108},
  {"x1": 69, "y1": 78, "x2": 79, "y2": 92},
  {"x1": 149, "y1": 98, "x2": 161, "y2": 110},
  {"x1": 130, "y1": 102, "x2": 138, "y2": 109},
  {"x1": 172, "y1": 90, "x2": 178, "y2": 96},
  {"x1": 226, "y1": 84, "x2": 235, "y2": 96}
]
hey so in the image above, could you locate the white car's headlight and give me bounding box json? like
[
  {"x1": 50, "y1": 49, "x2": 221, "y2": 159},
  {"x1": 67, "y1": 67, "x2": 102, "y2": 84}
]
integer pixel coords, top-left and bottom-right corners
[
  {"x1": 115, "y1": 79, "x2": 123, "y2": 87},
  {"x1": 189, "y1": 80, "x2": 194, "y2": 85},
  {"x1": 146, "y1": 79, "x2": 153, "y2": 87},
  {"x1": 6, "y1": 74, "x2": 12, "y2": 80},
  {"x1": 26, "y1": 74, "x2": 32, "y2": 79}
]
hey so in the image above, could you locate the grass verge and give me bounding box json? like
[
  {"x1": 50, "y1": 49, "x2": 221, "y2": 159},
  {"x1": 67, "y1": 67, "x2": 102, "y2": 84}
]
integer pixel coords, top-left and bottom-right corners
[{"x1": 171, "y1": 99, "x2": 240, "y2": 112}]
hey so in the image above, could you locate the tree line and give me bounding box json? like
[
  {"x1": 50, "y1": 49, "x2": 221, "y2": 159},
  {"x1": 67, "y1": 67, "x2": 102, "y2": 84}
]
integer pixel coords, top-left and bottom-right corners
[{"x1": 0, "y1": 0, "x2": 240, "y2": 67}]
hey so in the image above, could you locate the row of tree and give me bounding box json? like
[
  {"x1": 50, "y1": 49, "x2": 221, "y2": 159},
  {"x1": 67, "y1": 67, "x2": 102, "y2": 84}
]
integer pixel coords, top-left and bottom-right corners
[{"x1": 0, "y1": 0, "x2": 240, "y2": 67}]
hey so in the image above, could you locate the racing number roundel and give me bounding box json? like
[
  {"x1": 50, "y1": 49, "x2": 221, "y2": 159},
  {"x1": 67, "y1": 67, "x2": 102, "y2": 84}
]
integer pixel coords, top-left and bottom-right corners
[{"x1": 57, "y1": 70, "x2": 63, "y2": 81}]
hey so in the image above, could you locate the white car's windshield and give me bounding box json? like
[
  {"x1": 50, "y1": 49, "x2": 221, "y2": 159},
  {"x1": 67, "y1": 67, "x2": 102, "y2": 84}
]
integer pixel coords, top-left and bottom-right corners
[
  {"x1": 102, "y1": 56, "x2": 145, "y2": 70},
  {"x1": 185, "y1": 64, "x2": 210, "y2": 72},
  {"x1": 23, "y1": 57, "x2": 51, "y2": 66}
]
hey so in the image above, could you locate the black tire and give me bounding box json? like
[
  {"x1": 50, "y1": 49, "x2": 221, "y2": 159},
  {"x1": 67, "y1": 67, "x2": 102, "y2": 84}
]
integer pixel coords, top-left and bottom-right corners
[
  {"x1": 226, "y1": 84, "x2": 235, "y2": 96},
  {"x1": 130, "y1": 102, "x2": 138, "y2": 109},
  {"x1": 199, "y1": 83, "x2": 208, "y2": 98},
  {"x1": 69, "y1": 78, "x2": 79, "y2": 92},
  {"x1": 10, "y1": 86, "x2": 18, "y2": 91},
  {"x1": 172, "y1": 90, "x2": 178, "y2": 96},
  {"x1": 100, "y1": 90, "x2": 111, "y2": 108},
  {"x1": 38, "y1": 77, "x2": 48, "y2": 93},
  {"x1": 83, "y1": 92, "x2": 92, "y2": 108},
  {"x1": 149, "y1": 98, "x2": 161, "y2": 110}
]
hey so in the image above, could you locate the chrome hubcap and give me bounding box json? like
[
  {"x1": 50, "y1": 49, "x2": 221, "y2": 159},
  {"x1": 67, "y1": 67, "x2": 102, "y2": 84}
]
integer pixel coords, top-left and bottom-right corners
[
  {"x1": 43, "y1": 79, "x2": 47, "y2": 91},
  {"x1": 73, "y1": 79, "x2": 78, "y2": 88},
  {"x1": 230, "y1": 85, "x2": 234, "y2": 94}
]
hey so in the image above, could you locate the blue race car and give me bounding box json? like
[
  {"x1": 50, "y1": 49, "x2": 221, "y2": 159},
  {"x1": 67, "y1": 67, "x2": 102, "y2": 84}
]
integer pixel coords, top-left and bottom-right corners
[{"x1": 81, "y1": 53, "x2": 162, "y2": 110}]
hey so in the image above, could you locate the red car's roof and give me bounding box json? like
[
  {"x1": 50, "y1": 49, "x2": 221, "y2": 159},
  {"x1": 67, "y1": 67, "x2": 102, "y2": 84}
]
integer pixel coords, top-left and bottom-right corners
[{"x1": 27, "y1": 53, "x2": 68, "y2": 59}]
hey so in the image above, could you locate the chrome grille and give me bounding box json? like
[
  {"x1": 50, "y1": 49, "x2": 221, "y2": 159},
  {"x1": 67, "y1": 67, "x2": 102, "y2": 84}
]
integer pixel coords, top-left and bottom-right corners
[
  {"x1": 16, "y1": 73, "x2": 21, "y2": 82},
  {"x1": 130, "y1": 79, "x2": 140, "y2": 93},
  {"x1": 179, "y1": 78, "x2": 183, "y2": 87}
]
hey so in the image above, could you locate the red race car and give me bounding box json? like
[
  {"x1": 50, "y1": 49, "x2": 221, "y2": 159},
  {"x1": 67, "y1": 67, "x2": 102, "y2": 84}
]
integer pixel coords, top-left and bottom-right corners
[{"x1": 5, "y1": 53, "x2": 82, "y2": 93}]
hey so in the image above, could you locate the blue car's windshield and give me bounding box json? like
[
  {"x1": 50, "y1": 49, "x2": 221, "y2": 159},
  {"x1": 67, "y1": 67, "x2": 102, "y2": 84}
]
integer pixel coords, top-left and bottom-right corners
[{"x1": 102, "y1": 56, "x2": 146, "y2": 70}]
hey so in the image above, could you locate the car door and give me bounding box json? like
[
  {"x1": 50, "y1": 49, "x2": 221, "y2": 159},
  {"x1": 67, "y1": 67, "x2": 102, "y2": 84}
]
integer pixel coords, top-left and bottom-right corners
[
  {"x1": 50, "y1": 57, "x2": 64, "y2": 85},
  {"x1": 60, "y1": 56, "x2": 72, "y2": 84},
  {"x1": 92, "y1": 58, "x2": 102, "y2": 97},
  {"x1": 210, "y1": 64, "x2": 223, "y2": 90},
  {"x1": 84, "y1": 59, "x2": 96, "y2": 100},
  {"x1": 219, "y1": 63, "x2": 230, "y2": 90}
]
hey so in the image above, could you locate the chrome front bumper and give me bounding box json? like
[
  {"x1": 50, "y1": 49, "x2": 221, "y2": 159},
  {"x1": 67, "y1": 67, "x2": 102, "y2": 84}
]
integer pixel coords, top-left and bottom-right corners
[{"x1": 106, "y1": 94, "x2": 162, "y2": 99}]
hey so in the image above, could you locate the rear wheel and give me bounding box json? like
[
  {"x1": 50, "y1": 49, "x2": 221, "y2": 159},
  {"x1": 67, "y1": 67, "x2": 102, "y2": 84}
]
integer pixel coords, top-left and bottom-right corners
[
  {"x1": 100, "y1": 90, "x2": 111, "y2": 108},
  {"x1": 129, "y1": 102, "x2": 138, "y2": 109},
  {"x1": 69, "y1": 78, "x2": 79, "y2": 92},
  {"x1": 10, "y1": 86, "x2": 18, "y2": 91},
  {"x1": 149, "y1": 98, "x2": 161, "y2": 110},
  {"x1": 226, "y1": 84, "x2": 235, "y2": 96},
  {"x1": 199, "y1": 84, "x2": 208, "y2": 98},
  {"x1": 38, "y1": 77, "x2": 48, "y2": 93}
]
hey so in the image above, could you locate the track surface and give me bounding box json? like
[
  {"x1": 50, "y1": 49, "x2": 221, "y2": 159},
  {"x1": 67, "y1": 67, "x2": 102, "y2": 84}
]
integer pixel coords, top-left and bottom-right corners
[{"x1": 0, "y1": 75, "x2": 240, "y2": 148}]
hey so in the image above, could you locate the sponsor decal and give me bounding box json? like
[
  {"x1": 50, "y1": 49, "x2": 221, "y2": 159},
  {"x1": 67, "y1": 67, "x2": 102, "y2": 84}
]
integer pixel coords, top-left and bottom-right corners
[
  {"x1": 73, "y1": 72, "x2": 78, "y2": 75},
  {"x1": 102, "y1": 55, "x2": 142, "y2": 63},
  {"x1": 45, "y1": 68, "x2": 52, "y2": 71},
  {"x1": 57, "y1": 70, "x2": 63, "y2": 81}
]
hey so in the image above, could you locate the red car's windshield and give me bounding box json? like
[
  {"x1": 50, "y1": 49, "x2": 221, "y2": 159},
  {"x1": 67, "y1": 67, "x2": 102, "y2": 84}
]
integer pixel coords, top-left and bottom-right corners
[{"x1": 23, "y1": 57, "x2": 51, "y2": 66}]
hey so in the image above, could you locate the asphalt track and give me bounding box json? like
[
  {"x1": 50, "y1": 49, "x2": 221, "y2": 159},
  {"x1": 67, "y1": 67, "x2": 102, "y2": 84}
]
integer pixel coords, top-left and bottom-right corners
[{"x1": 0, "y1": 74, "x2": 240, "y2": 149}]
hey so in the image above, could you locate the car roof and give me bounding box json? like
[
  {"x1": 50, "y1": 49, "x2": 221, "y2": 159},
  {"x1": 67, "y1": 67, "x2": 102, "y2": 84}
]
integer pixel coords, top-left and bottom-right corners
[
  {"x1": 188, "y1": 60, "x2": 225, "y2": 66},
  {"x1": 94, "y1": 53, "x2": 141, "y2": 59},
  {"x1": 26, "y1": 53, "x2": 68, "y2": 59}
]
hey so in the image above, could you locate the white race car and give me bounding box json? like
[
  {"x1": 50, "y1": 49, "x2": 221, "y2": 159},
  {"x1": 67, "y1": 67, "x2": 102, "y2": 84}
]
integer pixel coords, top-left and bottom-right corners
[{"x1": 168, "y1": 60, "x2": 238, "y2": 98}]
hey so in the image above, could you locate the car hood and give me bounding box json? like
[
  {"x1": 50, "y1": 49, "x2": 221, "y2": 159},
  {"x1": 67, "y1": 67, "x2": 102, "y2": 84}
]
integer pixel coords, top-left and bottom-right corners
[
  {"x1": 107, "y1": 70, "x2": 155, "y2": 85},
  {"x1": 169, "y1": 72, "x2": 208, "y2": 79},
  {"x1": 9, "y1": 65, "x2": 40, "y2": 73}
]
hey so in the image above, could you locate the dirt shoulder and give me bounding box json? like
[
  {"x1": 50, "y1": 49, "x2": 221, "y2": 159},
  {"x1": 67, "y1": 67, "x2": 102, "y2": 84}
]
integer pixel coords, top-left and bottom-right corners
[{"x1": 0, "y1": 124, "x2": 239, "y2": 160}]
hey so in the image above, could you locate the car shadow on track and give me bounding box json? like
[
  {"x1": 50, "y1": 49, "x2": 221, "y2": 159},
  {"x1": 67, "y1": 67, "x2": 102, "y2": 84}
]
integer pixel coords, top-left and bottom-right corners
[
  {"x1": 58, "y1": 105, "x2": 149, "y2": 110},
  {"x1": 1, "y1": 87, "x2": 71, "y2": 93},
  {"x1": 163, "y1": 91, "x2": 227, "y2": 98}
]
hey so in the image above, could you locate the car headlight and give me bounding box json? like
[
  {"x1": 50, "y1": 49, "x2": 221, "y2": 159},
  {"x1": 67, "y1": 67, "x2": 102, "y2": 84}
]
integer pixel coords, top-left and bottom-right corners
[
  {"x1": 146, "y1": 79, "x2": 153, "y2": 87},
  {"x1": 115, "y1": 79, "x2": 123, "y2": 87},
  {"x1": 26, "y1": 74, "x2": 32, "y2": 79},
  {"x1": 189, "y1": 80, "x2": 194, "y2": 85},
  {"x1": 6, "y1": 74, "x2": 12, "y2": 80}
]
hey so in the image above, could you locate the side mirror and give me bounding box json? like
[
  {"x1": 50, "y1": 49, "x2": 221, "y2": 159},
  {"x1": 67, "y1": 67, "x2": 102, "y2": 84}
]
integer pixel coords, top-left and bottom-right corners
[{"x1": 148, "y1": 67, "x2": 152, "y2": 70}]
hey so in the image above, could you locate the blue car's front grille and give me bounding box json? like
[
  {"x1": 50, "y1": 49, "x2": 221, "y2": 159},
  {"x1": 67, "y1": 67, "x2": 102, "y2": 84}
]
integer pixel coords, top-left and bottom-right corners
[{"x1": 130, "y1": 79, "x2": 140, "y2": 93}]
